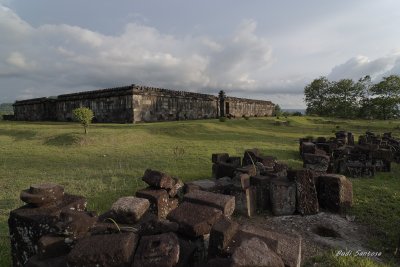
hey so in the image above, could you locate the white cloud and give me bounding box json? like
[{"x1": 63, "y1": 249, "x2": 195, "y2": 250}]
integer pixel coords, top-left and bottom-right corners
[{"x1": 0, "y1": 6, "x2": 286, "y2": 104}]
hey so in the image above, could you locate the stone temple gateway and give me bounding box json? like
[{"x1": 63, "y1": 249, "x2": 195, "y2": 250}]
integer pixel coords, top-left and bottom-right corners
[{"x1": 13, "y1": 84, "x2": 275, "y2": 123}]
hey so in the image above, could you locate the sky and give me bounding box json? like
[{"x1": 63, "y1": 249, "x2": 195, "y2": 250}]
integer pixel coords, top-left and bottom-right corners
[{"x1": 1, "y1": 1, "x2": 400, "y2": 108}]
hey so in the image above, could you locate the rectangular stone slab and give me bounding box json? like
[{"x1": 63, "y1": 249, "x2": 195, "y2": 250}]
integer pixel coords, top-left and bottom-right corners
[
  {"x1": 183, "y1": 190, "x2": 235, "y2": 216},
  {"x1": 270, "y1": 179, "x2": 296, "y2": 216},
  {"x1": 240, "y1": 224, "x2": 302, "y2": 267},
  {"x1": 167, "y1": 202, "x2": 222, "y2": 237},
  {"x1": 67, "y1": 233, "x2": 138, "y2": 267},
  {"x1": 8, "y1": 194, "x2": 86, "y2": 267},
  {"x1": 208, "y1": 217, "x2": 239, "y2": 258},
  {"x1": 136, "y1": 188, "x2": 172, "y2": 219},
  {"x1": 316, "y1": 174, "x2": 353, "y2": 213},
  {"x1": 294, "y1": 170, "x2": 319, "y2": 215}
]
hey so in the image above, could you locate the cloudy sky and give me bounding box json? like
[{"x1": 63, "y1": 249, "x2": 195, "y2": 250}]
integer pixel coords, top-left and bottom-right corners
[{"x1": 1, "y1": 0, "x2": 400, "y2": 108}]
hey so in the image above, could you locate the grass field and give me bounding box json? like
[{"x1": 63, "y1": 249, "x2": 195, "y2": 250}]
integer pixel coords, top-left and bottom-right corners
[{"x1": 0, "y1": 116, "x2": 399, "y2": 266}]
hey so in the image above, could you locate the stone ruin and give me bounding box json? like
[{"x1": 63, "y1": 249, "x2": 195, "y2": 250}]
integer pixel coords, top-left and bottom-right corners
[
  {"x1": 300, "y1": 131, "x2": 400, "y2": 177},
  {"x1": 8, "y1": 149, "x2": 354, "y2": 267}
]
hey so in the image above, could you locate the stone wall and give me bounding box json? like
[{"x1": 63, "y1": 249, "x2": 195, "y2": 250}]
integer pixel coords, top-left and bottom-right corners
[
  {"x1": 56, "y1": 86, "x2": 134, "y2": 123},
  {"x1": 224, "y1": 96, "x2": 274, "y2": 118},
  {"x1": 13, "y1": 98, "x2": 57, "y2": 121},
  {"x1": 132, "y1": 86, "x2": 218, "y2": 122},
  {"x1": 12, "y1": 85, "x2": 275, "y2": 123}
]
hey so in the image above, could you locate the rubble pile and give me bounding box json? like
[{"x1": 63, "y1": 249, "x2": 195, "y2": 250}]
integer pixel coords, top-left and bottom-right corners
[
  {"x1": 208, "y1": 149, "x2": 352, "y2": 217},
  {"x1": 9, "y1": 168, "x2": 305, "y2": 267},
  {"x1": 300, "y1": 131, "x2": 399, "y2": 177}
]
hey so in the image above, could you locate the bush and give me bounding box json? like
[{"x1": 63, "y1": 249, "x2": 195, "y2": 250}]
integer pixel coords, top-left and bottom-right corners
[
  {"x1": 219, "y1": 116, "x2": 226, "y2": 122},
  {"x1": 243, "y1": 115, "x2": 250, "y2": 120},
  {"x1": 73, "y1": 107, "x2": 94, "y2": 134}
]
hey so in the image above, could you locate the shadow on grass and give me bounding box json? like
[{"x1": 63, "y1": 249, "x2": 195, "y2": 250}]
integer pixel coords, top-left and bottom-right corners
[
  {"x1": 44, "y1": 133, "x2": 81, "y2": 146},
  {"x1": 0, "y1": 129, "x2": 37, "y2": 141}
]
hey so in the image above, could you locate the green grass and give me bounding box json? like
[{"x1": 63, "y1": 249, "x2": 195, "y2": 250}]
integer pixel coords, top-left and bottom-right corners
[{"x1": 1, "y1": 116, "x2": 400, "y2": 266}]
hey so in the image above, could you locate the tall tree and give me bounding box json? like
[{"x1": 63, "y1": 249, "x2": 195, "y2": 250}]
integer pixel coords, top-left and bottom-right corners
[
  {"x1": 370, "y1": 75, "x2": 400, "y2": 119},
  {"x1": 304, "y1": 77, "x2": 330, "y2": 115},
  {"x1": 328, "y1": 79, "x2": 363, "y2": 118}
]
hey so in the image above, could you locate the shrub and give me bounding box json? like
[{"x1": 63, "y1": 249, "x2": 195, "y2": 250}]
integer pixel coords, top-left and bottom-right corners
[
  {"x1": 219, "y1": 116, "x2": 226, "y2": 122},
  {"x1": 72, "y1": 107, "x2": 94, "y2": 134}
]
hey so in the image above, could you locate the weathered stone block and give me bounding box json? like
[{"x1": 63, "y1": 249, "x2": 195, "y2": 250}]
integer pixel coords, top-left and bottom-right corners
[
  {"x1": 294, "y1": 170, "x2": 319, "y2": 215},
  {"x1": 37, "y1": 235, "x2": 70, "y2": 260},
  {"x1": 67, "y1": 233, "x2": 138, "y2": 267},
  {"x1": 20, "y1": 183, "x2": 64, "y2": 207},
  {"x1": 316, "y1": 174, "x2": 353, "y2": 212},
  {"x1": 303, "y1": 153, "x2": 330, "y2": 172},
  {"x1": 236, "y1": 165, "x2": 257, "y2": 177},
  {"x1": 185, "y1": 179, "x2": 217, "y2": 192},
  {"x1": 183, "y1": 190, "x2": 235, "y2": 216},
  {"x1": 227, "y1": 156, "x2": 242, "y2": 167},
  {"x1": 9, "y1": 193, "x2": 86, "y2": 266},
  {"x1": 135, "y1": 188, "x2": 175, "y2": 219},
  {"x1": 231, "y1": 237, "x2": 284, "y2": 267},
  {"x1": 301, "y1": 142, "x2": 316, "y2": 155},
  {"x1": 168, "y1": 177, "x2": 184, "y2": 198},
  {"x1": 212, "y1": 153, "x2": 229, "y2": 164},
  {"x1": 240, "y1": 224, "x2": 302, "y2": 267},
  {"x1": 142, "y1": 169, "x2": 175, "y2": 189},
  {"x1": 208, "y1": 217, "x2": 239, "y2": 258},
  {"x1": 232, "y1": 186, "x2": 256, "y2": 217},
  {"x1": 110, "y1": 196, "x2": 150, "y2": 224},
  {"x1": 212, "y1": 162, "x2": 237, "y2": 178},
  {"x1": 133, "y1": 232, "x2": 180, "y2": 267},
  {"x1": 167, "y1": 202, "x2": 222, "y2": 237},
  {"x1": 56, "y1": 210, "x2": 97, "y2": 239},
  {"x1": 250, "y1": 175, "x2": 271, "y2": 211},
  {"x1": 270, "y1": 179, "x2": 296, "y2": 216},
  {"x1": 233, "y1": 172, "x2": 250, "y2": 189}
]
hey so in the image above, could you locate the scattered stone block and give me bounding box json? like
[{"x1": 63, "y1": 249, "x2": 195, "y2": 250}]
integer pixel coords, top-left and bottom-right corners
[
  {"x1": 9, "y1": 193, "x2": 86, "y2": 266},
  {"x1": 233, "y1": 173, "x2": 250, "y2": 189},
  {"x1": 231, "y1": 237, "x2": 284, "y2": 267},
  {"x1": 215, "y1": 176, "x2": 234, "y2": 194},
  {"x1": 243, "y1": 148, "x2": 260, "y2": 166},
  {"x1": 37, "y1": 235, "x2": 70, "y2": 260},
  {"x1": 142, "y1": 169, "x2": 175, "y2": 189},
  {"x1": 212, "y1": 153, "x2": 230, "y2": 164},
  {"x1": 140, "y1": 217, "x2": 179, "y2": 236},
  {"x1": 185, "y1": 179, "x2": 217, "y2": 192},
  {"x1": 240, "y1": 224, "x2": 302, "y2": 267},
  {"x1": 110, "y1": 196, "x2": 150, "y2": 224},
  {"x1": 56, "y1": 210, "x2": 97, "y2": 238},
  {"x1": 294, "y1": 170, "x2": 319, "y2": 215},
  {"x1": 250, "y1": 175, "x2": 271, "y2": 211},
  {"x1": 232, "y1": 186, "x2": 256, "y2": 217},
  {"x1": 227, "y1": 156, "x2": 242, "y2": 167},
  {"x1": 212, "y1": 162, "x2": 237, "y2": 178},
  {"x1": 183, "y1": 190, "x2": 235, "y2": 216},
  {"x1": 303, "y1": 153, "x2": 330, "y2": 172},
  {"x1": 20, "y1": 183, "x2": 64, "y2": 207},
  {"x1": 167, "y1": 202, "x2": 222, "y2": 237},
  {"x1": 67, "y1": 233, "x2": 138, "y2": 267},
  {"x1": 208, "y1": 217, "x2": 239, "y2": 258},
  {"x1": 270, "y1": 179, "x2": 296, "y2": 216},
  {"x1": 301, "y1": 142, "x2": 316, "y2": 156},
  {"x1": 133, "y1": 232, "x2": 180, "y2": 267},
  {"x1": 168, "y1": 177, "x2": 185, "y2": 198},
  {"x1": 136, "y1": 188, "x2": 175, "y2": 219},
  {"x1": 236, "y1": 165, "x2": 257, "y2": 177},
  {"x1": 316, "y1": 174, "x2": 353, "y2": 212}
]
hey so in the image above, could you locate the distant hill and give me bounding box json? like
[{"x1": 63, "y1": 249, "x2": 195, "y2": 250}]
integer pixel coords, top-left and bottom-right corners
[{"x1": 0, "y1": 103, "x2": 14, "y2": 114}]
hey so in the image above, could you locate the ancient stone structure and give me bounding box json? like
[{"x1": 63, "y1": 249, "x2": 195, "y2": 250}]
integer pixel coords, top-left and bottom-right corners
[{"x1": 12, "y1": 85, "x2": 275, "y2": 123}]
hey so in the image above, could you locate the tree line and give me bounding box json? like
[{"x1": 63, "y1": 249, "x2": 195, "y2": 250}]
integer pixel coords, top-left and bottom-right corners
[{"x1": 304, "y1": 75, "x2": 400, "y2": 119}]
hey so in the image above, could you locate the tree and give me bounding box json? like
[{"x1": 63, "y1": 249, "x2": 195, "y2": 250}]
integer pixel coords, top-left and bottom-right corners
[
  {"x1": 273, "y1": 104, "x2": 282, "y2": 117},
  {"x1": 72, "y1": 107, "x2": 94, "y2": 134},
  {"x1": 370, "y1": 75, "x2": 400, "y2": 119},
  {"x1": 328, "y1": 79, "x2": 363, "y2": 118},
  {"x1": 304, "y1": 77, "x2": 330, "y2": 115}
]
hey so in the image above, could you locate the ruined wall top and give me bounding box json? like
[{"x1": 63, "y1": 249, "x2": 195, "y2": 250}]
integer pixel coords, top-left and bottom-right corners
[
  {"x1": 225, "y1": 96, "x2": 274, "y2": 106},
  {"x1": 13, "y1": 84, "x2": 274, "y2": 106},
  {"x1": 133, "y1": 85, "x2": 217, "y2": 100}
]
